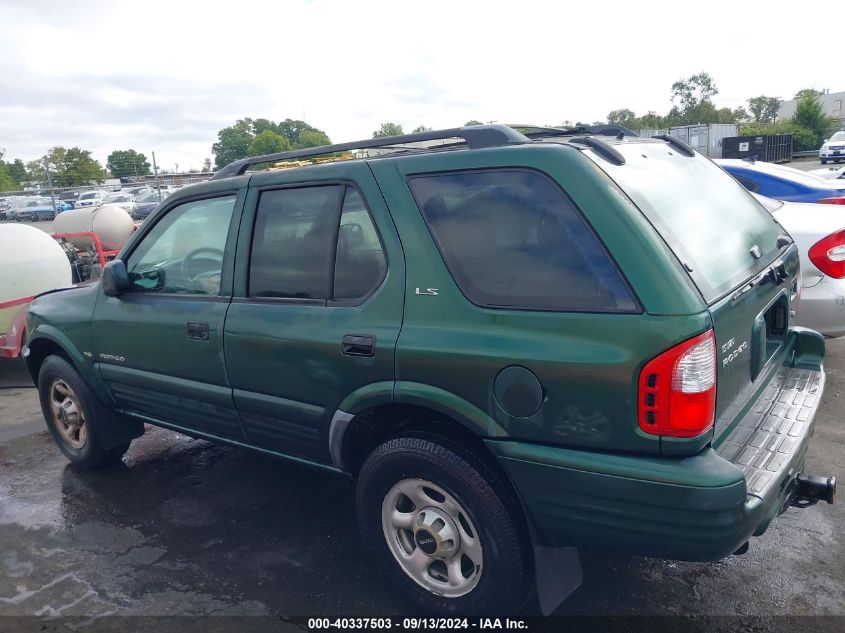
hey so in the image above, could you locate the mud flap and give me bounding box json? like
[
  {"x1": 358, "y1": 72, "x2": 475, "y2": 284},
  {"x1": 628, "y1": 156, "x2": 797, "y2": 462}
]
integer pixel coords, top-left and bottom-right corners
[{"x1": 533, "y1": 545, "x2": 582, "y2": 615}]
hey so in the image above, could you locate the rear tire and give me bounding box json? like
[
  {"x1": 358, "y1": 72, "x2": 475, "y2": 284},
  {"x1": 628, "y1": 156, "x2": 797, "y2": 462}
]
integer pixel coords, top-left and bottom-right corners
[
  {"x1": 821, "y1": 159, "x2": 828, "y2": 165},
  {"x1": 38, "y1": 355, "x2": 130, "y2": 469},
  {"x1": 356, "y1": 432, "x2": 532, "y2": 615}
]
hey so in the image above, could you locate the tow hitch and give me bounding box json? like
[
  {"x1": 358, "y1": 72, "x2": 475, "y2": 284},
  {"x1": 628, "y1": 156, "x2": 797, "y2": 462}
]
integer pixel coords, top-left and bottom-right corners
[{"x1": 792, "y1": 473, "x2": 836, "y2": 507}]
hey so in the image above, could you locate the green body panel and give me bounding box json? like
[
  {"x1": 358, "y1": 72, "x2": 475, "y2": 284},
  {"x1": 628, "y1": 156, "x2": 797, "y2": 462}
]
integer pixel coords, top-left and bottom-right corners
[
  {"x1": 338, "y1": 381, "x2": 395, "y2": 413},
  {"x1": 223, "y1": 161, "x2": 405, "y2": 462},
  {"x1": 369, "y1": 147, "x2": 711, "y2": 454}
]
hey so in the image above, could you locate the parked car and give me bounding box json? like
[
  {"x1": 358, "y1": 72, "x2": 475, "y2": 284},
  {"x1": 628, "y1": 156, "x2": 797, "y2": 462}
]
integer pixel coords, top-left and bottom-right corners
[
  {"x1": 716, "y1": 158, "x2": 845, "y2": 204},
  {"x1": 103, "y1": 192, "x2": 137, "y2": 214},
  {"x1": 132, "y1": 191, "x2": 164, "y2": 220},
  {"x1": 58, "y1": 191, "x2": 81, "y2": 207},
  {"x1": 819, "y1": 131, "x2": 845, "y2": 165},
  {"x1": 124, "y1": 186, "x2": 150, "y2": 197},
  {"x1": 753, "y1": 193, "x2": 845, "y2": 337},
  {"x1": 74, "y1": 190, "x2": 106, "y2": 209},
  {"x1": 14, "y1": 198, "x2": 70, "y2": 221},
  {"x1": 25, "y1": 126, "x2": 834, "y2": 615}
]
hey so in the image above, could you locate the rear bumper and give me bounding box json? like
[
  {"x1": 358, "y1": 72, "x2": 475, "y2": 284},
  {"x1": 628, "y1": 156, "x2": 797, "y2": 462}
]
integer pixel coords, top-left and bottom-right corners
[
  {"x1": 795, "y1": 278, "x2": 845, "y2": 338},
  {"x1": 488, "y1": 332, "x2": 826, "y2": 562}
]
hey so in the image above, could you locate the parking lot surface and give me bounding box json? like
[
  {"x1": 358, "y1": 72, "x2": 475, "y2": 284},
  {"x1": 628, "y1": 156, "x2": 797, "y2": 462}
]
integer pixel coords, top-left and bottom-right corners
[{"x1": 0, "y1": 331, "x2": 843, "y2": 627}]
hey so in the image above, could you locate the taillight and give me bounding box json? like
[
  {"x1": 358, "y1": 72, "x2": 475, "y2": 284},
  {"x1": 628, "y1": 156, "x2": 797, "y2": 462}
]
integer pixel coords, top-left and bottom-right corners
[
  {"x1": 818, "y1": 196, "x2": 845, "y2": 205},
  {"x1": 809, "y1": 228, "x2": 845, "y2": 279},
  {"x1": 638, "y1": 330, "x2": 717, "y2": 437}
]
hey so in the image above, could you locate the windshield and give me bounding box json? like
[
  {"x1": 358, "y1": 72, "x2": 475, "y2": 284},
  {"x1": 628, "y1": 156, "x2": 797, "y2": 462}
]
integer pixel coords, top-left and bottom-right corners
[
  {"x1": 590, "y1": 143, "x2": 784, "y2": 302},
  {"x1": 80, "y1": 193, "x2": 98, "y2": 200},
  {"x1": 106, "y1": 195, "x2": 130, "y2": 202},
  {"x1": 138, "y1": 193, "x2": 160, "y2": 203},
  {"x1": 830, "y1": 131, "x2": 845, "y2": 142}
]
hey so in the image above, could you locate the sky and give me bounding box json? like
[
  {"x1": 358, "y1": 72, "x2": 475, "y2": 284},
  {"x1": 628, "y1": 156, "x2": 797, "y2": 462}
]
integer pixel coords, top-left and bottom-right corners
[{"x1": 0, "y1": 0, "x2": 835, "y2": 172}]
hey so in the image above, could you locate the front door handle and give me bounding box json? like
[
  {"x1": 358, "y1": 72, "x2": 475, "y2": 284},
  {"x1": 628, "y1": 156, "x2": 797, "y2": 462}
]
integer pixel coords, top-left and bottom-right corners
[
  {"x1": 342, "y1": 334, "x2": 375, "y2": 357},
  {"x1": 187, "y1": 322, "x2": 209, "y2": 341}
]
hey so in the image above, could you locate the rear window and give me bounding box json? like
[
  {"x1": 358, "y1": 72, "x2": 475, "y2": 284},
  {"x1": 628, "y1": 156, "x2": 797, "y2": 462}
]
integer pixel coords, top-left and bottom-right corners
[
  {"x1": 407, "y1": 169, "x2": 638, "y2": 313},
  {"x1": 592, "y1": 145, "x2": 783, "y2": 302}
]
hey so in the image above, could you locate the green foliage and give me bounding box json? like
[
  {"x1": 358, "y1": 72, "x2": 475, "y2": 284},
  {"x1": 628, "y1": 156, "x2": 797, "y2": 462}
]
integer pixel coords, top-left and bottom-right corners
[
  {"x1": 464, "y1": 120, "x2": 484, "y2": 126},
  {"x1": 739, "y1": 120, "x2": 816, "y2": 152},
  {"x1": 412, "y1": 125, "x2": 434, "y2": 133},
  {"x1": 248, "y1": 130, "x2": 292, "y2": 156},
  {"x1": 671, "y1": 72, "x2": 718, "y2": 112},
  {"x1": 298, "y1": 129, "x2": 331, "y2": 148},
  {"x1": 794, "y1": 88, "x2": 823, "y2": 101},
  {"x1": 212, "y1": 118, "x2": 331, "y2": 168},
  {"x1": 107, "y1": 149, "x2": 151, "y2": 178},
  {"x1": 0, "y1": 150, "x2": 17, "y2": 191},
  {"x1": 26, "y1": 147, "x2": 107, "y2": 187},
  {"x1": 373, "y1": 122, "x2": 404, "y2": 138},
  {"x1": 607, "y1": 109, "x2": 636, "y2": 127},
  {"x1": 747, "y1": 96, "x2": 780, "y2": 124},
  {"x1": 792, "y1": 92, "x2": 836, "y2": 149}
]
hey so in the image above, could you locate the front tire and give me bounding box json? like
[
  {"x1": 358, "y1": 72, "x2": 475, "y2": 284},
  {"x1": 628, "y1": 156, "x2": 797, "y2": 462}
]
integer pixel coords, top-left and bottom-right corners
[
  {"x1": 38, "y1": 355, "x2": 130, "y2": 469},
  {"x1": 821, "y1": 159, "x2": 828, "y2": 165},
  {"x1": 356, "y1": 433, "x2": 532, "y2": 615}
]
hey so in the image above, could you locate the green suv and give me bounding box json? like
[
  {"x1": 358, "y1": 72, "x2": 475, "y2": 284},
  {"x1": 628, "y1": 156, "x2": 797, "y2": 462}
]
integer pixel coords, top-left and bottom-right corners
[{"x1": 24, "y1": 125, "x2": 835, "y2": 614}]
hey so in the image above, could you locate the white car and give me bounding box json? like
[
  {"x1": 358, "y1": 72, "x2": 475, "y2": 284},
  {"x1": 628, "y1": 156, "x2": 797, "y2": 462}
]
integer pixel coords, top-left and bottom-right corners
[
  {"x1": 819, "y1": 130, "x2": 845, "y2": 165},
  {"x1": 103, "y1": 192, "x2": 137, "y2": 213},
  {"x1": 755, "y1": 193, "x2": 845, "y2": 337},
  {"x1": 74, "y1": 190, "x2": 105, "y2": 208},
  {"x1": 809, "y1": 165, "x2": 845, "y2": 180}
]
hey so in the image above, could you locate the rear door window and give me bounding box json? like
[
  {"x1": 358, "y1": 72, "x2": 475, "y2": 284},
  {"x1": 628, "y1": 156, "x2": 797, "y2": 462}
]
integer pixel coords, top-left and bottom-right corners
[
  {"x1": 593, "y1": 146, "x2": 784, "y2": 302},
  {"x1": 407, "y1": 169, "x2": 638, "y2": 313}
]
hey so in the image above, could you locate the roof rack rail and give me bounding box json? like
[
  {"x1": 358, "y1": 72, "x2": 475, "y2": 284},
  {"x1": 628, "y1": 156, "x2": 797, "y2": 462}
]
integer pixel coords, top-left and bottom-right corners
[
  {"x1": 568, "y1": 136, "x2": 626, "y2": 165},
  {"x1": 655, "y1": 134, "x2": 696, "y2": 157},
  {"x1": 211, "y1": 124, "x2": 531, "y2": 180},
  {"x1": 518, "y1": 124, "x2": 639, "y2": 138}
]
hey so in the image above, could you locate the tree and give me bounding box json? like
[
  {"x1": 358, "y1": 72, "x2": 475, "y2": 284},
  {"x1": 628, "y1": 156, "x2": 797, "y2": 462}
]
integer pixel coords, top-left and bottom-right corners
[
  {"x1": 412, "y1": 125, "x2": 433, "y2": 133},
  {"x1": 464, "y1": 120, "x2": 484, "y2": 126},
  {"x1": 106, "y1": 149, "x2": 151, "y2": 178},
  {"x1": 671, "y1": 72, "x2": 718, "y2": 112},
  {"x1": 0, "y1": 150, "x2": 17, "y2": 191},
  {"x1": 373, "y1": 122, "x2": 404, "y2": 138},
  {"x1": 212, "y1": 118, "x2": 255, "y2": 168},
  {"x1": 747, "y1": 96, "x2": 780, "y2": 124},
  {"x1": 212, "y1": 118, "x2": 331, "y2": 168},
  {"x1": 794, "y1": 88, "x2": 823, "y2": 101},
  {"x1": 202, "y1": 158, "x2": 212, "y2": 172},
  {"x1": 607, "y1": 109, "x2": 637, "y2": 127},
  {"x1": 26, "y1": 147, "x2": 107, "y2": 187},
  {"x1": 247, "y1": 130, "x2": 291, "y2": 156},
  {"x1": 297, "y1": 129, "x2": 331, "y2": 148},
  {"x1": 792, "y1": 91, "x2": 836, "y2": 149}
]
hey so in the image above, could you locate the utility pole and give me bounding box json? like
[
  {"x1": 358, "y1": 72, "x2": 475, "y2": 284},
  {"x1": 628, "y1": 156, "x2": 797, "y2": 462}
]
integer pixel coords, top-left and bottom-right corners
[
  {"x1": 152, "y1": 151, "x2": 162, "y2": 203},
  {"x1": 44, "y1": 157, "x2": 57, "y2": 214}
]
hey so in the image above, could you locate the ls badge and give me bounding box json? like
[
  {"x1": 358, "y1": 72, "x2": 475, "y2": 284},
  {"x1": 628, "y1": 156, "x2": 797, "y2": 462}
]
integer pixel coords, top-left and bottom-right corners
[{"x1": 415, "y1": 287, "x2": 439, "y2": 296}]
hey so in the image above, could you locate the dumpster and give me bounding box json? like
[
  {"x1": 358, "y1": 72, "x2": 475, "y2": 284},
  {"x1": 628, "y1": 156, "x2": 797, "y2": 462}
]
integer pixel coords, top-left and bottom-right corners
[{"x1": 722, "y1": 134, "x2": 793, "y2": 163}]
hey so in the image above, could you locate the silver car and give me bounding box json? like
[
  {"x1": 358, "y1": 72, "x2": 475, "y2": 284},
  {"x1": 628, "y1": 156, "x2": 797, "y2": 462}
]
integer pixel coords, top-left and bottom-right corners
[{"x1": 756, "y1": 193, "x2": 845, "y2": 337}]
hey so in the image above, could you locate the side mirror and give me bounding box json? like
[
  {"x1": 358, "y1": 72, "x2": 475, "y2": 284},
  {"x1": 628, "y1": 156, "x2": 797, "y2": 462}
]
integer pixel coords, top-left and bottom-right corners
[
  {"x1": 824, "y1": 138, "x2": 829, "y2": 143},
  {"x1": 102, "y1": 260, "x2": 130, "y2": 296}
]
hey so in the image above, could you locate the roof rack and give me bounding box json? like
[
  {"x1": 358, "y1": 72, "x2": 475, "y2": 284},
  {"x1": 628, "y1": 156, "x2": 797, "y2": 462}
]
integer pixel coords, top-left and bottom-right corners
[
  {"x1": 654, "y1": 133, "x2": 696, "y2": 157},
  {"x1": 518, "y1": 124, "x2": 639, "y2": 139},
  {"x1": 211, "y1": 124, "x2": 531, "y2": 180}
]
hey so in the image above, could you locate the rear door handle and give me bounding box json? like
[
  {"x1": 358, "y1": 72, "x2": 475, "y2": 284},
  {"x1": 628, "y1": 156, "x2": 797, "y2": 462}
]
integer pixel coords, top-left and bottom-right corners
[
  {"x1": 342, "y1": 334, "x2": 375, "y2": 357},
  {"x1": 187, "y1": 322, "x2": 209, "y2": 341}
]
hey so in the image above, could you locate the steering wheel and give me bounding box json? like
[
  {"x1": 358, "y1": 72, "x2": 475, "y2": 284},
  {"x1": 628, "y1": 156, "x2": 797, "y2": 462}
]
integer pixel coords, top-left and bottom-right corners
[{"x1": 180, "y1": 247, "x2": 225, "y2": 284}]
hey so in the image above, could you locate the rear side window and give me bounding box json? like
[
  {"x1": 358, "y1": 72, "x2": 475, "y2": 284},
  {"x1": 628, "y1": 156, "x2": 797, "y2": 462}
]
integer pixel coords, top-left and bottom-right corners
[
  {"x1": 592, "y1": 146, "x2": 783, "y2": 302},
  {"x1": 407, "y1": 170, "x2": 638, "y2": 312},
  {"x1": 249, "y1": 186, "x2": 343, "y2": 299},
  {"x1": 248, "y1": 185, "x2": 387, "y2": 301}
]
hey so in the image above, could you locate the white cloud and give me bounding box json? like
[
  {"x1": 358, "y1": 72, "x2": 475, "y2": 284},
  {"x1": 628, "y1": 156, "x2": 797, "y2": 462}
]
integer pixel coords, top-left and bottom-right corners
[{"x1": 0, "y1": 0, "x2": 832, "y2": 170}]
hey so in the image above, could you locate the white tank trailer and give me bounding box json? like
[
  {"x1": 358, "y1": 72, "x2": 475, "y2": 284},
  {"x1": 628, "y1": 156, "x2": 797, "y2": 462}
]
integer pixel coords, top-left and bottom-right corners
[
  {"x1": 0, "y1": 224, "x2": 72, "y2": 336},
  {"x1": 53, "y1": 204, "x2": 135, "y2": 251}
]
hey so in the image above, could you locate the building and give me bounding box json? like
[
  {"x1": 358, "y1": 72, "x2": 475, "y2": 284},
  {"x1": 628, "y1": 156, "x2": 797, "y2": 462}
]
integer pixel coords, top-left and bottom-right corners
[{"x1": 778, "y1": 89, "x2": 845, "y2": 128}]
